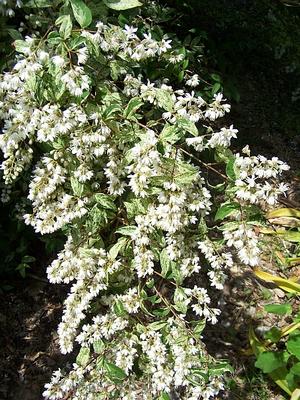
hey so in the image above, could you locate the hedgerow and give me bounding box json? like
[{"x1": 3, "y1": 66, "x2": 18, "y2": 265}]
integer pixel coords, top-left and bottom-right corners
[{"x1": 0, "y1": 1, "x2": 292, "y2": 399}]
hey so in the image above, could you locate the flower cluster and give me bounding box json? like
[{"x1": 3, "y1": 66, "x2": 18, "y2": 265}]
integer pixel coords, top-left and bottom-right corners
[{"x1": 233, "y1": 149, "x2": 289, "y2": 207}]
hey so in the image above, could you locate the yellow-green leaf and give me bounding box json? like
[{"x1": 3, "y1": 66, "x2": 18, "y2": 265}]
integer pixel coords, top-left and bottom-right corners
[
  {"x1": 249, "y1": 325, "x2": 266, "y2": 357},
  {"x1": 103, "y1": 0, "x2": 142, "y2": 10},
  {"x1": 291, "y1": 388, "x2": 300, "y2": 400},
  {"x1": 266, "y1": 208, "x2": 300, "y2": 219},
  {"x1": 254, "y1": 269, "x2": 300, "y2": 294}
]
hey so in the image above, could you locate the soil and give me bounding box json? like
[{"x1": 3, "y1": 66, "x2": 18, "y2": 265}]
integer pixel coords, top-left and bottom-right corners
[{"x1": 0, "y1": 278, "x2": 71, "y2": 400}]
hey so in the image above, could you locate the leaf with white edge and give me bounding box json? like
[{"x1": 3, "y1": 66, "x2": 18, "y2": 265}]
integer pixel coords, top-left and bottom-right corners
[
  {"x1": 264, "y1": 303, "x2": 292, "y2": 315},
  {"x1": 14, "y1": 40, "x2": 30, "y2": 54},
  {"x1": 70, "y1": 0, "x2": 92, "y2": 28},
  {"x1": 94, "y1": 193, "x2": 116, "y2": 211},
  {"x1": 226, "y1": 157, "x2": 236, "y2": 180},
  {"x1": 149, "y1": 321, "x2": 168, "y2": 331},
  {"x1": 214, "y1": 202, "x2": 240, "y2": 221},
  {"x1": 76, "y1": 347, "x2": 90, "y2": 367},
  {"x1": 176, "y1": 117, "x2": 198, "y2": 136},
  {"x1": 93, "y1": 339, "x2": 105, "y2": 354},
  {"x1": 156, "y1": 89, "x2": 174, "y2": 112},
  {"x1": 71, "y1": 176, "x2": 84, "y2": 196},
  {"x1": 124, "y1": 198, "x2": 150, "y2": 219},
  {"x1": 115, "y1": 226, "x2": 137, "y2": 237},
  {"x1": 113, "y1": 299, "x2": 127, "y2": 316},
  {"x1": 57, "y1": 15, "x2": 72, "y2": 39},
  {"x1": 191, "y1": 319, "x2": 206, "y2": 335},
  {"x1": 103, "y1": 0, "x2": 142, "y2": 11},
  {"x1": 104, "y1": 360, "x2": 127, "y2": 381},
  {"x1": 173, "y1": 287, "x2": 189, "y2": 314},
  {"x1": 209, "y1": 362, "x2": 234, "y2": 376},
  {"x1": 124, "y1": 97, "x2": 144, "y2": 119},
  {"x1": 160, "y1": 248, "x2": 174, "y2": 277},
  {"x1": 109, "y1": 237, "x2": 129, "y2": 260},
  {"x1": 174, "y1": 162, "x2": 199, "y2": 185},
  {"x1": 160, "y1": 124, "x2": 183, "y2": 144}
]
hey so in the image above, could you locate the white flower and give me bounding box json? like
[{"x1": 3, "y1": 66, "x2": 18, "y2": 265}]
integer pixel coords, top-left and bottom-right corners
[{"x1": 186, "y1": 74, "x2": 200, "y2": 87}]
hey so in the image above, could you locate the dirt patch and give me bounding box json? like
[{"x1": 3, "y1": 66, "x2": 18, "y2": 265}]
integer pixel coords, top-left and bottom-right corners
[{"x1": 0, "y1": 278, "x2": 70, "y2": 400}]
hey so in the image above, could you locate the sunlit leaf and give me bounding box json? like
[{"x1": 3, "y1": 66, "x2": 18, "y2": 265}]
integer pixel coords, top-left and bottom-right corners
[
  {"x1": 70, "y1": 0, "x2": 92, "y2": 28},
  {"x1": 103, "y1": 0, "x2": 142, "y2": 10}
]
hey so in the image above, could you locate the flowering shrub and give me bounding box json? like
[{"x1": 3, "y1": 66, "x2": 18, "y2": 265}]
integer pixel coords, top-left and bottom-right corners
[{"x1": 0, "y1": 0, "x2": 291, "y2": 399}]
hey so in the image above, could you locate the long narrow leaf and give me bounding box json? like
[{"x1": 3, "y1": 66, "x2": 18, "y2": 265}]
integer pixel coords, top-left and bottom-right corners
[{"x1": 254, "y1": 269, "x2": 300, "y2": 294}]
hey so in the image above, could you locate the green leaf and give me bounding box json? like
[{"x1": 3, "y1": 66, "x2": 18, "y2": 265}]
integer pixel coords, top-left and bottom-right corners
[
  {"x1": 178, "y1": 70, "x2": 185, "y2": 82},
  {"x1": 174, "y1": 162, "x2": 199, "y2": 185},
  {"x1": 291, "y1": 363, "x2": 300, "y2": 376},
  {"x1": 93, "y1": 339, "x2": 105, "y2": 354},
  {"x1": 94, "y1": 193, "x2": 117, "y2": 211},
  {"x1": 281, "y1": 231, "x2": 300, "y2": 243},
  {"x1": 25, "y1": 0, "x2": 54, "y2": 6},
  {"x1": 76, "y1": 347, "x2": 90, "y2": 367},
  {"x1": 264, "y1": 303, "x2": 292, "y2": 316},
  {"x1": 104, "y1": 360, "x2": 127, "y2": 382},
  {"x1": 124, "y1": 198, "x2": 150, "y2": 219},
  {"x1": 226, "y1": 157, "x2": 236, "y2": 180},
  {"x1": 212, "y1": 82, "x2": 221, "y2": 95},
  {"x1": 159, "y1": 393, "x2": 171, "y2": 400},
  {"x1": 124, "y1": 97, "x2": 144, "y2": 119},
  {"x1": 287, "y1": 335, "x2": 300, "y2": 360},
  {"x1": 191, "y1": 319, "x2": 206, "y2": 335},
  {"x1": 214, "y1": 202, "x2": 240, "y2": 221},
  {"x1": 87, "y1": 207, "x2": 114, "y2": 232},
  {"x1": 57, "y1": 15, "x2": 72, "y2": 39},
  {"x1": 109, "y1": 237, "x2": 129, "y2": 260},
  {"x1": 160, "y1": 249, "x2": 174, "y2": 277},
  {"x1": 264, "y1": 327, "x2": 282, "y2": 343},
  {"x1": 149, "y1": 321, "x2": 168, "y2": 331},
  {"x1": 13, "y1": 40, "x2": 30, "y2": 54},
  {"x1": 160, "y1": 124, "x2": 183, "y2": 144},
  {"x1": 70, "y1": 0, "x2": 92, "y2": 28},
  {"x1": 103, "y1": 103, "x2": 122, "y2": 119},
  {"x1": 176, "y1": 117, "x2": 198, "y2": 136},
  {"x1": 47, "y1": 31, "x2": 62, "y2": 45},
  {"x1": 211, "y1": 73, "x2": 221, "y2": 82},
  {"x1": 21, "y1": 255, "x2": 36, "y2": 263},
  {"x1": 173, "y1": 287, "x2": 188, "y2": 314},
  {"x1": 152, "y1": 307, "x2": 170, "y2": 317},
  {"x1": 113, "y1": 300, "x2": 127, "y2": 316},
  {"x1": 255, "y1": 351, "x2": 286, "y2": 373},
  {"x1": 103, "y1": 0, "x2": 142, "y2": 10},
  {"x1": 209, "y1": 361, "x2": 234, "y2": 376},
  {"x1": 7, "y1": 29, "x2": 22, "y2": 40},
  {"x1": 71, "y1": 176, "x2": 84, "y2": 196},
  {"x1": 16, "y1": 263, "x2": 30, "y2": 278},
  {"x1": 115, "y1": 226, "x2": 137, "y2": 236}
]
